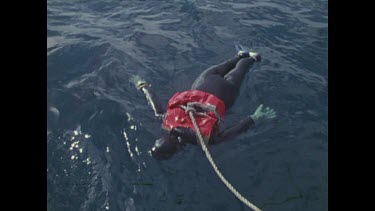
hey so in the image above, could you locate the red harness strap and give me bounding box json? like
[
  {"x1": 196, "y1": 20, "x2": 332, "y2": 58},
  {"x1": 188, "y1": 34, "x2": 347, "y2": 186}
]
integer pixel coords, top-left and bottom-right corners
[{"x1": 162, "y1": 90, "x2": 226, "y2": 139}]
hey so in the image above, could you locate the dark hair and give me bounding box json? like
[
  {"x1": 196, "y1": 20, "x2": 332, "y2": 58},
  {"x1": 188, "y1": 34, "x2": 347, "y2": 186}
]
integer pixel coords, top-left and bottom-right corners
[{"x1": 150, "y1": 129, "x2": 187, "y2": 160}]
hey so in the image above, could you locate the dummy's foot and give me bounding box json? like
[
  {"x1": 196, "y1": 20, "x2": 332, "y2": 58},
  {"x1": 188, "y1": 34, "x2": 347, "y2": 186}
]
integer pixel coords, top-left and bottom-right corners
[{"x1": 237, "y1": 51, "x2": 261, "y2": 62}]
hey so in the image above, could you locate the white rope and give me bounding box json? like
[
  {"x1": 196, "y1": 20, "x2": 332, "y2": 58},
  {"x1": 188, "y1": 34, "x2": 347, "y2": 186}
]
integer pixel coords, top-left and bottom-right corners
[{"x1": 184, "y1": 104, "x2": 261, "y2": 211}]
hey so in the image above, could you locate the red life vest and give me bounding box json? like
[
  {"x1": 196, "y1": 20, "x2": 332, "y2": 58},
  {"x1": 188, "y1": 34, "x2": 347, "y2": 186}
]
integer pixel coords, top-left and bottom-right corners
[{"x1": 162, "y1": 90, "x2": 226, "y2": 141}]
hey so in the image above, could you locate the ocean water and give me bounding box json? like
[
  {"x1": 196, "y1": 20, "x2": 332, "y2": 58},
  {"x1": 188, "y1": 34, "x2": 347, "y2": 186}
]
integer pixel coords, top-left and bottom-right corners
[{"x1": 47, "y1": 0, "x2": 328, "y2": 210}]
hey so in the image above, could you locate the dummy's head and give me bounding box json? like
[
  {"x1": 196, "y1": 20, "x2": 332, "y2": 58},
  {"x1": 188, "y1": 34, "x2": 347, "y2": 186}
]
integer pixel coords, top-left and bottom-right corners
[{"x1": 151, "y1": 128, "x2": 186, "y2": 160}]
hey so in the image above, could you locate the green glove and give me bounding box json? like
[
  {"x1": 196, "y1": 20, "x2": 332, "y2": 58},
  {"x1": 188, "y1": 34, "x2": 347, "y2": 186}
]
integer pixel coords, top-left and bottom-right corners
[
  {"x1": 250, "y1": 104, "x2": 277, "y2": 124},
  {"x1": 130, "y1": 75, "x2": 150, "y2": 90}
]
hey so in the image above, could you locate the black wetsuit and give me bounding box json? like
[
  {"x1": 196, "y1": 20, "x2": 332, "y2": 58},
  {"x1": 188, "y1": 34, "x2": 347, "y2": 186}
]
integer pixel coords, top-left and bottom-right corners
[{"x1": 140, "y1": 54, "x2": 258, "y2": 160}]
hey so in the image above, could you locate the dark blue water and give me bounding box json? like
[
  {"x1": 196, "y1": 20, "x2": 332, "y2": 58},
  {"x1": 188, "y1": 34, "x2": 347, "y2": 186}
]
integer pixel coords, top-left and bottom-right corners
[{"x1": 47, "y1": 0, "x2": 328, "y2": 210}]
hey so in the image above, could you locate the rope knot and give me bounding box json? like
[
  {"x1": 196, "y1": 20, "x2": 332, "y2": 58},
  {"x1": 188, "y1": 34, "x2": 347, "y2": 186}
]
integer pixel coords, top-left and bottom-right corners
[
  {"x1": 179, "y1": 102, "x2": 222, "y2": 124},
  {"x1": 183, "y1": 106, "x2": 199, "y2": 114}
]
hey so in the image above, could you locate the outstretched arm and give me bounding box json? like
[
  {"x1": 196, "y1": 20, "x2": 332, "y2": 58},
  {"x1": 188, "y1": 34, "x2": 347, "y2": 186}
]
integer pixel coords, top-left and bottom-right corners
[
  {"x1": 211, "y1": 104, "x2": 276, "y2": 144},
  {"x1": 130, "y1": 75, "x2": 165, "y2": 120}
]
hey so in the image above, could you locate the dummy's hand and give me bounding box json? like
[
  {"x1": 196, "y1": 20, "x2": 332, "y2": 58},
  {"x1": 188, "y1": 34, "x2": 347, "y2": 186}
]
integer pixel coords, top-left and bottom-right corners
[
  {"x1": 130, "y1": 75, "x2": 150, "y2": 90},
  {"x1": 250, "y1": 104, "x2": 277, "y2": 124}
]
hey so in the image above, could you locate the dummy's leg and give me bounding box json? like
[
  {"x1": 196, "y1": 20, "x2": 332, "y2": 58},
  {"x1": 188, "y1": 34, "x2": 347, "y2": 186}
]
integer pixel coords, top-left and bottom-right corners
[
  {"x1": 223, "y1": 53, "x2": 260, "y2": 87},
  {"x1": 197, "y1": 51, "x2": 261, "y2": 77},
  {"x1": 199, "y1": 55, "x2": 243, "y2": 77},
  {"x1": 191, "y1": 51, "x2": 261, "y2": 90}
]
